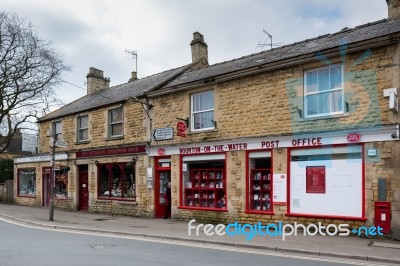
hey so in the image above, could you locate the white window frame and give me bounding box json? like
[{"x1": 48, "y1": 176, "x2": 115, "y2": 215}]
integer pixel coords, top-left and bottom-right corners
[
  {"x1": 304, "y1": 65, "x2": 344, "y2": 118},
  {"x1": 77, "y1": 115, "x2": 89, "y2": 142},
  {"x1": 108, "y1": 107, "x2": 123, "y2": 138},
  {"x1": 53, "y1": 121, "x2": 62, "y2": 140},
  {"x1": 191, "y1": 90, "x2": 215, "y2": 131}
]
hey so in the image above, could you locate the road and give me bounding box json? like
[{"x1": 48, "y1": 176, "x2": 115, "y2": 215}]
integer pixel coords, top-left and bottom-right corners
[{"x1": 0, "y1": 219, "x2": 392, "y2": 266}]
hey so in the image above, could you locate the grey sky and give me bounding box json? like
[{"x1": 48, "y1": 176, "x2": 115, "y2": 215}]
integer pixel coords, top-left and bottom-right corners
[{"x1": 2, "y1": 0, "x2": 388, "y2": 107}]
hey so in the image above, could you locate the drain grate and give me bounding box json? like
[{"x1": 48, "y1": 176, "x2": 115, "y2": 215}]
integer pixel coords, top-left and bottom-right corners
[
  {"x1": 94, "y1": 217, "x2": 111, "y2": 221},
  {"x1": 90, "y1": 244, "x2": 116, "y2": 250}
]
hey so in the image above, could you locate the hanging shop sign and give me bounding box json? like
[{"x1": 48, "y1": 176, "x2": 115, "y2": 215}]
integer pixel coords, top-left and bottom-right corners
[
  {"x1": 176, "y1": 122, "x2": 187, "y2": 137},
  {"x1": 153, "y1": 127, "x2": 174, "y2": 141},
  {"x1": 76, "y1": 145, "x2": 146, "y2": 158}
]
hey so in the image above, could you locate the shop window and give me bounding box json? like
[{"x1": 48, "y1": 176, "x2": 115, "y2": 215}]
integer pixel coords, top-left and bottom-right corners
[
  {"x1": 54, "y1": 169, "x2": 68, "y2": 198},
  {"x1": 98, "y1": 163, "x2": 135, "y2": 200},
  {"x1": 108, "y1": 108, "x2": 123, "y2": 137},
  {"x1": 18, "y1": 169, "x2": 36, "y2": 196},
  {"x1": 182, "y1": 155, "x2": 226, "y2": 210},
  {"x1": 304, "y1": 65, "x2": 343, "y2": 118},
  {"x1": 191, "y1": 90, "x2": 214, "y2": 131},
  {"x1": 248, "y1": 151, "x2": 272, "y2": 212},
  {"x1": 77, "y1": 115, "x2": 89, "y2": 142}
]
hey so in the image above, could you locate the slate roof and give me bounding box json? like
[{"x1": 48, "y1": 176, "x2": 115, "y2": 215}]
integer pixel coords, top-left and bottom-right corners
[
  {"x1": 158, "y1": 18, "x2": 400, "y2": 90},
  {"x1": 39, "y1": 64, "x2": 192, "y2": 122},
  {"x1": 40, "y1": 18, "x2": 400, "y2": 121}
]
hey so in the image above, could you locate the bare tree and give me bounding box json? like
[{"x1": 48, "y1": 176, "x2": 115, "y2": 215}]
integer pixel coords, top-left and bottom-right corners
[{"x1": 0, "y1": 12, "x2": 69, "y2": 153}]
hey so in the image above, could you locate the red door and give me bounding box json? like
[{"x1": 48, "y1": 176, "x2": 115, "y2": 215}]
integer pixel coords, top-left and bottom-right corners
[
  {"x1": 79, "y1": 172, "x2": 89, "y2": 211},
  {"x1": 42, "y1": 168, "x2": 52, "y2": 207},
  {"x1": 155, "y1": 171, "x2": 171, "y2": 218}
]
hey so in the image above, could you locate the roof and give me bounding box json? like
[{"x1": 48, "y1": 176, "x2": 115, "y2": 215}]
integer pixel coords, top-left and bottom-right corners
[
  {"x1": 40, "y1": 18, "x2": 400, "y2": 121},
  {"x1": 158, "y1": 18, "x2": 400, "y2": 90},
  {"x1": 38, "y1": 64, "x2": 193, "y2": 122}
]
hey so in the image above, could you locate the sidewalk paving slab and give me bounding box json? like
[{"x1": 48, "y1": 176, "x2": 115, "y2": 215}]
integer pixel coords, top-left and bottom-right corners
[{"x1": 1, "y1": 204, "x2": 399, "y2": 265}]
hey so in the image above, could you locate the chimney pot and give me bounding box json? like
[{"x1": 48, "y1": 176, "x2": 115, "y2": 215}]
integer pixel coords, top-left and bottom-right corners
[{"x1": 129, "y1": 71, "x2": 138, "y2": 82}]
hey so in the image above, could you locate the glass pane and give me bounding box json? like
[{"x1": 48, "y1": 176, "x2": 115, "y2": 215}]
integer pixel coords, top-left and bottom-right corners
[
  {"x1": 18, "y1": 170, "x2": 36, "y2": 196},
  {"x1": 318, "y1": 69, "x2": 330, "y2": 91},
  {"x1": 330, "y1": 66, "x2": 342, "y2": 89},
  {"x1": 193, "y1": 113, "x2": 202, "y2": 129},
  {"x1": 110, "y1": 108, "x2": 122, "y2": 123},
  {"x1": 99, "y1": 166, "x2": 109, "y2": 196},
  {"x1": 111, "y1": 165, "x2": 121, "y2": 197},
  {"x1": 79, "y1": 116, "x2": 88, "y2": 129},
  {"x1": 54, "y1": 122, "x2": 62, "y2": 134},
  {"x1": 123, "y1": 165, "x2": 135, "y2": 199},
  {"x1": 319, "y1": 92, "x2": 329, "y2": 114},
  {"x1": 193, "y1": 91, "x2": 213, "y2": 112},
  {"x1": 331, "y1": 90, "x2": 343, "y2": 112},
  {"x1": 306, "y1": 71, "x2": 318, "y2": 93},
  {"x1": 111, "y1": 123, "x2": 123, "y2": 136},
  {"x1": 79, "y1": 129, "x2": 88, "y2": 141},
  {"x1": 202, "y1": 111, "x2": 214, "y2": 128},
  {"x1": 306, "y1": 94, "x2": 318, "y2": 116},
  {"x1": 55, "y1": 170, "x2": 68, "y2": 198},
  {"x1": 159, "y1": 172, "x2": 170, "y2": 204}
]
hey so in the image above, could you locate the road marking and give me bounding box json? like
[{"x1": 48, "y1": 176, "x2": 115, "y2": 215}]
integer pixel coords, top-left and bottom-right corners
[{"x1": 0, "y1": 217, "x2": 396, "y2": 266}]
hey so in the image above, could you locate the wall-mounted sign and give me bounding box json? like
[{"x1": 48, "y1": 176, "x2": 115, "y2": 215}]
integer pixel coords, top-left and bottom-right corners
[
  {"x1": 347, "y1": 133, "x2": 361, "y2": 143},
  {"x1": 76, "y1": 145, "x2": 146, "y2": 158},
  {"x1": 158, "y1": 148, "x2": 165, "y2": 156},
  {"x1": 273, "y1": 174, "x2": 287, "y2": 203},
  {"x1": 306, "y1": 166, "x2": 326, "y2": 193},
  {"x1": 15, "y1": 153, "x2": 68, "y2": 163},
  {"x1": 153, "y1": 127, "x2": 174, "y2": 141},
  {"x1": 176, "y1": 121, "x2": 187, "y2": 137}
]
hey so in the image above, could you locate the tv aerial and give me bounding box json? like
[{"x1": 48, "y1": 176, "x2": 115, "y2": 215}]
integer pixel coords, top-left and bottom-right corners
[
  {"x1": 125, "y1": 49, "x2": 138, "y2": 72},
  {"x1": 257, "y1": 29, "x2": 282, "y2": 50}
]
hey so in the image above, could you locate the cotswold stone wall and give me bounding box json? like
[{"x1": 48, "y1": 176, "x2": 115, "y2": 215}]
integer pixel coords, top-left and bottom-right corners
[
  {"x1": 151, "y1": 45, "x2": 397, "y2": 147},
  {"x1": 38, "y1": 101, "x2": 148, "y2": 154}
]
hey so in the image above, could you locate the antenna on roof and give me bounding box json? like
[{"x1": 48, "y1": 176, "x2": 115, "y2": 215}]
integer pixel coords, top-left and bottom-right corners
[
  {"x1": 257, "y1": 29, "x2": 282, "y2": 50},
  {"x1": 125, "y1": 49, "x2": 138, "y2": 72}
]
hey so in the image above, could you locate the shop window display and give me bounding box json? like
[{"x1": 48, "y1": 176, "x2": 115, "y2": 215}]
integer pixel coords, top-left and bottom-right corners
[
  {"x1": 248, "y1": 153, "x2": 272, "y2": 212},
  {"x1": 98, "y1": 163, "x2": 135, "y2": 200},
  {"x1": 18, "y1": 169, "x2": 36, "y2": 196},
  {"x1": 182, "y1": 160, "x2": 226, "y2": 210}
]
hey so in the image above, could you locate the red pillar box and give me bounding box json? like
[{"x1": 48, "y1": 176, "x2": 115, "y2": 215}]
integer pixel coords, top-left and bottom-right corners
[{"x1": 374, "y1": 201, "x2": 391, "y2": 234}]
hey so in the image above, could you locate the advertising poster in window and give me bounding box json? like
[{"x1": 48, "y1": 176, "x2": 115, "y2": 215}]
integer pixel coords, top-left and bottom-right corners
[
  {"x1": 273, "y1": 174, "x2": 287, "y2": 203},
  {"x1": 306, "y1": 166, "x2": 326, "y2": 193}
]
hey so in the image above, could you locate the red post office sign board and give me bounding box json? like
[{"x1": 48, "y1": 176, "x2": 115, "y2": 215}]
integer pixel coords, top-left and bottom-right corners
[{"x1": 306, "y1": 166, "x2": 326, "y2": 193}]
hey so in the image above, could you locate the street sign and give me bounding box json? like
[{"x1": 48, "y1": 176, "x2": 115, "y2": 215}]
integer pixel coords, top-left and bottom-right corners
[
  {"x1": 50, "y1": 138, "x2": 68, "y2": 148},
  {"x1": 153, "y1": 127, "x2": 174, "y2": 141}
]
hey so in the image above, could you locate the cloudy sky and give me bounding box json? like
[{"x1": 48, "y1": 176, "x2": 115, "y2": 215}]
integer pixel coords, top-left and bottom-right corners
[{"x1": 3, "y1": 0, "x2": 388, "y2": 106}]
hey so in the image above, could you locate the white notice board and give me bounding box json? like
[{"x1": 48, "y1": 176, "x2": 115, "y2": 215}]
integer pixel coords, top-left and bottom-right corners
[{"x1": 273, "y1": 174, "x2": 287, "y2": 203}]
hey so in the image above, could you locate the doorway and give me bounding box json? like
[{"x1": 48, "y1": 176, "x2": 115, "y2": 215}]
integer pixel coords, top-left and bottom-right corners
[
  {"x1": 42, "y1": 167, "x2": 52, "y2": 207},
  {"x1": 78, "y1": 165, "x2": 89, "y2": 211},
  {"x1": 154, "y1": 157, "x2": 171, "y2": 218}
]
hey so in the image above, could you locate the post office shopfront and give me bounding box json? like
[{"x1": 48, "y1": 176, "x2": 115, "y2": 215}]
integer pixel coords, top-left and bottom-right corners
[{"x1": 148, "y1": 125, "x2": 398, "y2": 226}]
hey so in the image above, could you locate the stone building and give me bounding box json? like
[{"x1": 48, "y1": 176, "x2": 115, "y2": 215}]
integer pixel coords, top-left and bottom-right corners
[{"x1": 14, "y1": 0, "x2": 400, "y2": 238}]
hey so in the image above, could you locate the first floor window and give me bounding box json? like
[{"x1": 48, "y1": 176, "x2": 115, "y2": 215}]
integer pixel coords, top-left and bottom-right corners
[
  {"x1": 182, "y1": 154, "x2": 226, "y2": 209},
  {"x1": 18, "y1": 169, "x2": 36, "y2": 196},
  {"x1": 304, "y1": 65, "x2": 343, "y2": 117},
  {"x1": 77, "y1": 115, "x2": 89, "y2": 142},
  {"x1": 248, "y1": 151, "x2": 272, "y2": 212},
  {"x1": 108, "y1": 108, "x2": 123, "y2": 137},
  {"x1": 98, "y1": 163, "x2": 135, "y2": 199},
  {"x1": 191, "y1": 90, "x2": 214, "y2": 131},
  {"x1": 55, "y1": 169, "x2": 68, "y2": 198}
]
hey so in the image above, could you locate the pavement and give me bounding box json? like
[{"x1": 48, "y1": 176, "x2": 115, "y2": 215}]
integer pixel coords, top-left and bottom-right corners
[{"x1": 1, "y1": 204, "x2": 400, "y2": 265}]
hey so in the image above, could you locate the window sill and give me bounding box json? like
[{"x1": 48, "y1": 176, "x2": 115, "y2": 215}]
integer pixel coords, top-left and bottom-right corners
[
  {"x1": 300, "y1": 112, "x2": 349, "y2": 122},
  {"x1": 245, "y1": 210, "x2": 274, "y2": 215},
  {"x1": 105, "y1": 136, "x2": 124, "y2": 141},
  {"x1": 17, "y1": 195, "x2": 36, "y2": 198},
  {"x1": 178, "y1": 206, "x2": 228, "y2": 212},
  {"x1": 96, "y1": 197, "x2": 136, "y2": 203},
  {"x1": 75, "y1": 140, "x2": 90, "y2": 145},
  {"x1": 188, "y1": 128, "x2": 218, "y2": 135}
]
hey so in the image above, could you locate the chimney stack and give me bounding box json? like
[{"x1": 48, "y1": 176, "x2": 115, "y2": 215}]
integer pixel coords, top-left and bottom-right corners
[
  {"x1": 128, "y1": 71, "x2": 138, "y2": 82},
  {"x1": 86, "y1": 67, "x2": 110, "y2": 95},
  {"x1": 190, "y1": 32, "x2": 208, "y2": 68},
  {"x1": 387, "y1": 0, "x2": 400, "y2": 19}
]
